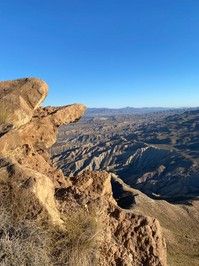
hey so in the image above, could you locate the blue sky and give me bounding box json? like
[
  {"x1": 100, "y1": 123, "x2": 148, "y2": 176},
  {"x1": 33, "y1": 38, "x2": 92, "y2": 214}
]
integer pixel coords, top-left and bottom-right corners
[{"x1": 0, "y1": 0, "x2": 199, "y2": 107}]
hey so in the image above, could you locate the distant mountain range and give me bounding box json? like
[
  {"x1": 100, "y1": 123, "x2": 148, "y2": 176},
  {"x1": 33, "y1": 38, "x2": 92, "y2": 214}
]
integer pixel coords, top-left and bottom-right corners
[{"x1": 85, "y1": 107, "x2": 198, "y2": 116}]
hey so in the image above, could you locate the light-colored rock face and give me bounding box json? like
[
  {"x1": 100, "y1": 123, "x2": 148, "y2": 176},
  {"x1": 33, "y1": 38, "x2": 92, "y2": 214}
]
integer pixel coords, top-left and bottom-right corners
[
  {"x1": 0, "y1": 78, "x2": 48, "y2": 128},
  {"x1": 0, "y1": 158, "x2": 63, "y2": 225},
  {"x1": 0, "y1": 104, "x2": 86, "y2": 157},
  {"x1": 0, "y1": 78, "x2": 86, "y2": 226},
  {"x1": 0, "y1": 77, "x2": 167, "y2": 265}
]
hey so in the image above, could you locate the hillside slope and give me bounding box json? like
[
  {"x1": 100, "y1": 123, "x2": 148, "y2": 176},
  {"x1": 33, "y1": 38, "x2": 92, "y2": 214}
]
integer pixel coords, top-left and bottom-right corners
[{"x1": 112, "y1": 174, "x2": 199, "y2": 266}]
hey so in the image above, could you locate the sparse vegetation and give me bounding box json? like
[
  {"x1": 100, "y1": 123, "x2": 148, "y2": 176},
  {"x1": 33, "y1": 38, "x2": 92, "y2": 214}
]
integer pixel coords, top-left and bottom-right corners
[
  {"x1": 0, "y1": 145, "x2": 103, "y2": 265},
  {"x1": 0, "y1": 208, "x2": 52, "y2": 266},
  {"x1": 51, "y1": 208, "x2": 103, "y2": 266},
  {"x1": 0, "y1": 106, "x2": 9, "y2": 125},
  {"x1": 0, "y1": 189, "x2": 103, "y2": 266}
]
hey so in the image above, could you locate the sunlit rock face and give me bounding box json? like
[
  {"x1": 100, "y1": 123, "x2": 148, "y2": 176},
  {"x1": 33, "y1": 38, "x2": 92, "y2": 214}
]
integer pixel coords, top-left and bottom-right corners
[{"x1": 0, "y1": 77, "x2": 86, "y2": 225}]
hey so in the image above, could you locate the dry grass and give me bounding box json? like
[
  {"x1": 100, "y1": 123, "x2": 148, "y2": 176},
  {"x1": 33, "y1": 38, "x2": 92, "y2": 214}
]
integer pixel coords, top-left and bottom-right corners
[
  {"x1": 0, "y1": 107, "x2": 8, "y2": 125},
  {"x1": 0, "y1": 176, "x2": 49, "y2": 225},
  {"x1": 0, "y1": 209, "x2": 52, "y2": 266},
  {"x1": 0, "y1": 167, "x2": 103, "y2": 266},
  {"x1": 51, "y1": 208, "x2": 103, "y2": 266},
  {"x1": 0, "y1": 206, "x2": 102, "y2": 266},
  {"x1": 0, "y1": 180, "x2": 103, "y2": 266}
]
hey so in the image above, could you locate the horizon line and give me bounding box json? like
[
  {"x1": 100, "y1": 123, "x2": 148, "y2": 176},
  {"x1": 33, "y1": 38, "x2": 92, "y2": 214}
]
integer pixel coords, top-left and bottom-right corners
[{"x1": 87, "y1": 106, "x2": 199, "y2": 109}]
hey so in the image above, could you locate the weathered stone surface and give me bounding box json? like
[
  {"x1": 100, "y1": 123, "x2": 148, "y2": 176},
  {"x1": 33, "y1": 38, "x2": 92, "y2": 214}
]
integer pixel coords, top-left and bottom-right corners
[
  {"x1": 0, "y1": 78, "x2": 48, "y2": 128},
  {"x1": 0, "y1": 104, "x2": 86, "y2": 157},
  {"x1": 0, "y1": 78, "x2": 86, "y2": 225},
  {"x1": 111, "y1": 173, "x2": 199, "y2": 266},
  {"x1": 0, "y1": 158, "x2": 63, "y2": 225},
  {"x1": 56, "y1": 171, "x2": 167, "y2": 266}
]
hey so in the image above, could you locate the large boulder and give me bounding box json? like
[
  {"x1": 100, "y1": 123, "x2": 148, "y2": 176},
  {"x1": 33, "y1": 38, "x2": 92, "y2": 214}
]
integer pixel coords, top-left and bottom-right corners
[{"x1": 0, "y1": 78, "x2": 48, "y2": 128}]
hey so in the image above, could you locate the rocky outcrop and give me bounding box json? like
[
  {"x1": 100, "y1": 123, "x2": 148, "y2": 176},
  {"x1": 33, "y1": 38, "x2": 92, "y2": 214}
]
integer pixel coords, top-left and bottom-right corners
[
  {"x1": 0, "y1": 77, "x2": 167, "y2": 265},
  {"x1": 55, "y1": 171, "x2": 166, "y2": 265},
  {"x1": 0, "y1": 78, "x2": 48, "y2": 128},
  {"x1": 0, "y1": 78, "x2": 86, "y2": 226}
]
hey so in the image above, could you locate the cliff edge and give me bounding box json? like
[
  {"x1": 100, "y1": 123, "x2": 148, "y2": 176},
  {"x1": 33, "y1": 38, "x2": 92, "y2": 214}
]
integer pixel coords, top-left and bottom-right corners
[{"x1": 0, "y1": 78, "x2": 167, "y2": 265}]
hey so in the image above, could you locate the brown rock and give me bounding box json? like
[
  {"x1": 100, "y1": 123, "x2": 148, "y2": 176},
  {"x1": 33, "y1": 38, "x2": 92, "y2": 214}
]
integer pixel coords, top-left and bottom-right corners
[
  {"x1": 0, "y1": 78, "x2": 86, "y2": 226},
  {"x1": 0, "y1": 78, "x2": 48, "y2": 128},
  {"x1": 0, "y1": 158, "x2": 63, "y2": 225},
  {"x1": 0, "y1": 104, "x2": 86, "y2": 157},
  {"x1": 57, "y1": 171, "x2": 167, "y2": 266}
]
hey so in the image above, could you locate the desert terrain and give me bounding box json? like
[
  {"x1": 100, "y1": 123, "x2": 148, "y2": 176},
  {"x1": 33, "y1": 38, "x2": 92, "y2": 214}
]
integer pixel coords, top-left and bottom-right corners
[{"x1": 52, "y1": 107, "x2": 199, "y2": 265}]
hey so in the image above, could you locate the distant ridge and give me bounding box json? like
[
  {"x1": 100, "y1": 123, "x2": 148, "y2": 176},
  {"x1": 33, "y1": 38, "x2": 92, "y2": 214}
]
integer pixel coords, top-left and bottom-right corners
[{"x1": 85, "y1": 107, "x2": 198, "y2": 117}]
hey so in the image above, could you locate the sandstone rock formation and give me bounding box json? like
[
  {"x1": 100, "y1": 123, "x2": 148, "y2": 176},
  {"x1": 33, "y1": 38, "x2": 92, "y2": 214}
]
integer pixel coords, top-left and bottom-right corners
[
  {"x1": 0, "y1": 78, "x2": 167, "y2": 265},
  {"x1": 0, "y1": 78, "x2": 48, "y2": 128},
  {"x1": 61, "y1": 171, "x2": 167, "y2": 266}
]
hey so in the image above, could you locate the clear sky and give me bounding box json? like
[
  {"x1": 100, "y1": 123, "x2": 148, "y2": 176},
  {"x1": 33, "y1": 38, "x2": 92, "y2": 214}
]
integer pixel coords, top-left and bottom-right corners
[{"x1": 0, "y1": 0, "x2": 199, "y2": 108}]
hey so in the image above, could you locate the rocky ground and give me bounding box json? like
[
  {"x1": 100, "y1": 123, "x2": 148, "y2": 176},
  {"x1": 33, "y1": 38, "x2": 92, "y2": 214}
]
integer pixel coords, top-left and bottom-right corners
[{"x1": 0, "y1": 78, "x2": 167, "y2": 266}]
